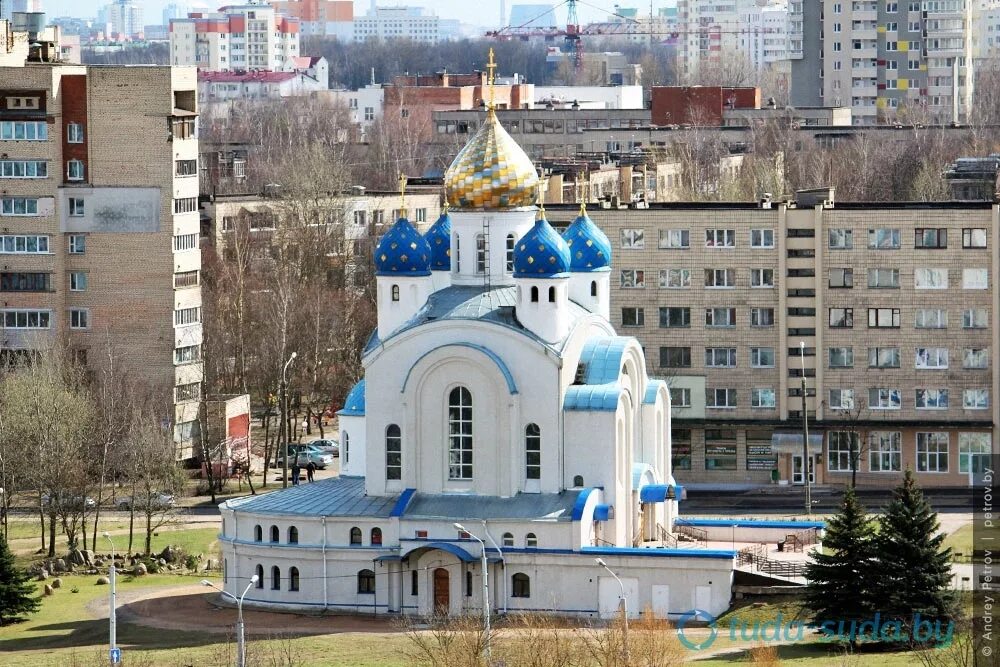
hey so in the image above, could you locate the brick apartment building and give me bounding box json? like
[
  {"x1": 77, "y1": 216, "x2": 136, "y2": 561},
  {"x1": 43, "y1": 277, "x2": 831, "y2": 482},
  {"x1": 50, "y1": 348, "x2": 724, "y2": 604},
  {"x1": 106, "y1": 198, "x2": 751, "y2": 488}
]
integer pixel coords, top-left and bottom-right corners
[
  {"x1": 545, "y1": 192, "x2": 998, "y2": 489},
  {"x1": 0, "y1": 62, "x2": 205, "y2": 458}
]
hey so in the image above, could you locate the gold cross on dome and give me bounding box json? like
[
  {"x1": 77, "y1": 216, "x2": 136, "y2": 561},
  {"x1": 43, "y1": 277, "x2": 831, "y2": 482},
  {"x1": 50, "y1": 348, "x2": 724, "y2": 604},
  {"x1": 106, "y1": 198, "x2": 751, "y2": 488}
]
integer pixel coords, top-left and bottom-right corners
[
  {"x1": 398, "y1": 173, "x2": 408, "y2": 216},
  {"x1": 486, "y1": 48, "x2": 497, "y2": 110}
]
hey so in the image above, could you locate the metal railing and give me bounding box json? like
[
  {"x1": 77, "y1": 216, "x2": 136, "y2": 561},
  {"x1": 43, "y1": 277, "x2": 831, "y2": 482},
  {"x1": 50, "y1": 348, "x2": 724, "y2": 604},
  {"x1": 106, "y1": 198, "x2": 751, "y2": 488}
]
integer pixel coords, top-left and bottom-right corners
[
  {"x1": 676, "y1": 524, "x2": 708, "y2": 548},
  {"x1": 737, "y1": 545, "x2": 807, "y2": 579},
  {"x1": 657, "y1": 524, "x2": 678, "y2": 549}
]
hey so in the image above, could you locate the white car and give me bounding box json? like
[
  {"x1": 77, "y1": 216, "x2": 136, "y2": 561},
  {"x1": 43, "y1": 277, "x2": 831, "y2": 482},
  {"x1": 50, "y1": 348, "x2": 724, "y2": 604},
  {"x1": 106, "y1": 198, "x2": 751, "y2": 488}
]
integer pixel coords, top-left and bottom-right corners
[{"x1": 117, "y1": 492, "x2": 176, "y2": 511}]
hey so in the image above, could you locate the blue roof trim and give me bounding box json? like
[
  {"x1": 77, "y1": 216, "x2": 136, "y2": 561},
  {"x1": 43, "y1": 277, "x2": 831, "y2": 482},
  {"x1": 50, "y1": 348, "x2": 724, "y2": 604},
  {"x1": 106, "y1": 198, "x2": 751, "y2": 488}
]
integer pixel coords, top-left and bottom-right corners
[
  {"x1": 401, "y1": 541, "x2": 477, "y2": 562},
  {"x1": 639, "y1": 484, "x2": 683, "y2": 503},
  {"x1": 564, "y1": 383, "x2": 621, "y2": 411},
  {"x1": 577, "y1": 337, "x2": 629, "y2": 384},
  {"x1": 643, "y1": 379, "x2": 666, "y2": 405},
  {"x1": 593, "y1": 504, "x2": 612, "y2": 521},
  {"x1": 677, "y1": 518, "x2": 826, "y2": 530},
  {"x1": 631, "y1": 463, "x2": 654, "y2": 488},
  {"x1": 401, "y1": 342, "x2": 518, "y2": 395},
  {"x1": 337, "y1": 379, "x2": 366, "y2": 416},
  {"x1": 570, "y1": 487, "x2": 596, "y2": 521},
  {"x1": 580, "y1": 546, "x2": 737, "y2": 560},
  {"x1": 390, "y1": 488, "x2": 417, "y2": 517}
]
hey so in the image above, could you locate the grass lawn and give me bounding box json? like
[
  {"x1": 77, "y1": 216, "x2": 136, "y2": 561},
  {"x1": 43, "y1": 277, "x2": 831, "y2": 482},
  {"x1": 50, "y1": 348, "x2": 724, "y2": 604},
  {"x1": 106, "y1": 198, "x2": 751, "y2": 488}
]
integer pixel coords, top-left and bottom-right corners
[
  {"x1": 692, "y1": 641, "x2": 951, "y2": 666},
  {"x1": 942, "y1": 522, "x2": 973, "y2": 559}
]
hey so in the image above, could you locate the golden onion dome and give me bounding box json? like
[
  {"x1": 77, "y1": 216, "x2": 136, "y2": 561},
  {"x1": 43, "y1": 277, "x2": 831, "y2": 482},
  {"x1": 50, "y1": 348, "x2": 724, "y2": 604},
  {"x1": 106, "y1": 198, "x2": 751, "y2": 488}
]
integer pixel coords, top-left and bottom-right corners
[{"x1": 443, "y1": 109, "x2": 539, "y2": 210}]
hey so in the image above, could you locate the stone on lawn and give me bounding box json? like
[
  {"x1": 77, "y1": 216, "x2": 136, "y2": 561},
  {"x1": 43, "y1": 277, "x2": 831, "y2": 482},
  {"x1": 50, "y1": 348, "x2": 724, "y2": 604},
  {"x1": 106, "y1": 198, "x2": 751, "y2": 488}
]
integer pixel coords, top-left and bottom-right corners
[
  {"x1": 51, "y1": 578, "x2": 62, "y2": 589},
  {"x1": 133, "y1": 562, "x2": 147, "y2": 576},
  {"x1": 96, "y1": 576, "x2": 110, "y2": 585},
  {"x1": 43, "y1": 584, "x2": 54, "y2": 596}
]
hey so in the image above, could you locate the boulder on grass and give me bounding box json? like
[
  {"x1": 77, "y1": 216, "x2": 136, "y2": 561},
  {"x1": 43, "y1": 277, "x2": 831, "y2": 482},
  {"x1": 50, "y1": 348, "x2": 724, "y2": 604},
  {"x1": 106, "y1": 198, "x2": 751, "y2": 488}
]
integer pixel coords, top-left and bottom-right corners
[
  {"x1": 132, "y1": 562, "x2": 147, "y2": 576},
  {"x1": 43, "y1": 584, "x2": 54, "y2": 596},
  {"x1": 36, "y1": 569, "x2": 49, "y2": 581},
  {"x1": 53, "y1": 558, "x2": 67, "y2": 573},
  {"x1": 51, "y1": 578, "x2": 62, "y2": 589},
  {"x1": 96, "y1": 576, "x2": 109, "y2": 585}
]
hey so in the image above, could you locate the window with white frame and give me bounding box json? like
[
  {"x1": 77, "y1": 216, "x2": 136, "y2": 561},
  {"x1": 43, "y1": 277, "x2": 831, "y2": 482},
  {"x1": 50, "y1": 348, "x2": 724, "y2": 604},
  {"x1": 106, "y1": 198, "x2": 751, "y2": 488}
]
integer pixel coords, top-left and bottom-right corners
[
  {"x1": 475, "y1": 234, "x2": 485, "y2": 274},
  {"x1": 386, "y1": 424, "x2": 402, "y2": 480},
  {"x1": 750, "y1": 229, "x2": 774, "y2": 248},
  {"x1": 959, "y1": 433, "x2": 991, "y2": 473},
  {"x1": 658, "y1": 229, "x2": 689, "y2": 249},
  {"x1": 751, "y1": 347, "x2": 775, "y2": 368},
  {"x1": 963, "y1": 228, "x2": 987, "y2": 248},
  {"x1": 174, "y1": 307, "x2": 200, "y2": 326},
  {"x1": 620, "y1": 269, "x2": 644, "y2": 288},
  {"x1": 915, "y1": 309, "x2": 947, "y2": 328},
  {"x1": 916, "y1": 432, "x2": 949, "y2": 473},
  {"x1": 962, "y1": 268, "x2": 988, "y2": 289},
  {"x1": 67, "y1": 122, "x2": 84, "y2": 143},
  {"x1": 829, "y1": 268, "x2": 853, "y2": 288},
  {"x1": 868, "y1": 347, "x2": 900, "y2": 368},
  {"x1": 750, "y1": 307, "x2": 774, "y2": 327},
  {"x1": 963, "y1": 348, "x2": 989, "y2": 369},
  {"x1": 915, "y1": 388, "x2": 949, "y2": 409},
  {"x1": 963, "y1": 389, "x2": 989, "y2": 409},
  {"x1": 620, "y1": 229, "x2": 644, "y2": 248},
  {"x1": 173, "y1": 233, "x2": 197, "y2": 251},
  {"x1": 868, "y1": 228, "x2": 900, "y2": 249},
  {"x1": 867, "y1": 268, "x2": 899, "y2": 288},
  {"x1": 914, "y1": 268, "x2": 948, "y2": 289},
  {"x1": 829, "y1": 308, "x2": 853, "y2": 328},
  {"x1": 621, "y1": 307, "x2": 644, "y2": 327},
  {"x1": 524, "y1": 425, "x2": 542, "y2": 482},
  {"x1": 704, "y1": 268, "x2": 735, "y2": 288},
  {"x1": 915, "y1": 347, "x2": 948, "y2": 369},
  {"x1": 868, "y1": 388, "x2": 901, "y2": 410},
  {"x1": 69, "y1": 308, "x2": 89, "y2": 329},
  {"x1": 669, "y1": 387, "x2": 691, "y2": 407},
  {"x1": 829, "y1": 347, "x2": 854, "y2": 368},
  {"x1": 659, "y1": 268, "x2": 690, "y2": 288},
  {"x1": 2, "y1": 309, "x2": 50, "y2": 329},
  {"x1": 705, "y1": 307, "x2": 736, "y2": 327},
  {"x1": 68, "y1": 197, "x2": 84, "y2": 217},
  {"x1": 0, "y1": 121, "x2": 47, "y2": 140},
  {"x1": 829, "y1": 229, "x2": 853, "y2": 248},
  {"x1": 174, "y1": 344, "x2": 200, "y2": 364},
  {"x1": 868, "y1": 308, "x2": 900, "y2": 328},
  {"x1": 706, "y1": 388, "x2": 737, "y2": 408},
  {"x1": 1, "y1": 197, "x2": 39, "y2": 215},
  {"x1": 66, "y1": 159, "x2": 83, "y2": 181},
  {"x1": 448, "y1": 387, "x2": 473, "y2": 479},
  {"x1": 751, "y1": 388, "x2": 776, "y2": 408},
  {"x1": 175, "y1": 382, "x2": 200, "y2": 402},
  {"x1": 0, "y1": 235, "x2": 48, "y2": 254},
  {"x1": 869, "y1": 431, "x2": 902, "y2": 471},
  {"x1": 829, "y1": 388, "x2": 855, "y2": 410},
  {"x1": 750, "y1": 268, "x2": 774, "y2": 287},
  {"x1": 828, "y1": 431, "x2": 859, "y2": 472},
  {"x1": 69, "y1": 272, "x2": 87, "y2": 291},
  {"x1": 0, "y1": 160, "x2": 47, "y2": 178},
  {"x1": 705, "y1": 229, "x2": 735, "y2": 247},
  {"x1": 173, "y1": 197, "x2": 198, "y2": 214},
  {"x1": 505, "y1": 234, "x2": 515, "y2": 272},
  {"x1": 68, "y1": 234, "x2": 85, "y2": 254},
  {"x1": 705, "y1": 347, "x2": 737, "y2": 368},
  {"x1": 963, "y1": 308, "x2": 988, "y2": 329}
]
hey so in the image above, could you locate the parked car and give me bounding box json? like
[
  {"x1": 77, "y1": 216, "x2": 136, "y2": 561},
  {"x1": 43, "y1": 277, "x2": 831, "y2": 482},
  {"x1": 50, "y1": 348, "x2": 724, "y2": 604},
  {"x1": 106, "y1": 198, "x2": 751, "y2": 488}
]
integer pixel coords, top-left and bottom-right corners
[
  {"x1": 307, "y1": 439, "x2": 339, "y2": 457},
  {"x1": 274, "y1": 444, "x2": 334, "y2": 469},
  {"x1": 117, "y1": 492, "x2": 176, "y2": 511},
  {"x1": 41, "y1": 493, "x2": 96, "y2": 510}
]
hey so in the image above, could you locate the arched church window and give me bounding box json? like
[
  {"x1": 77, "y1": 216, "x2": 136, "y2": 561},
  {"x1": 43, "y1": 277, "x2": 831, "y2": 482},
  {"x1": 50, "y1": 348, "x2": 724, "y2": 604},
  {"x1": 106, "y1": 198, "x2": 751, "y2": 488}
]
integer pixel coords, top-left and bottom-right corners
[
  {"x1": 455, "y1": 235, "x2": 461, "y2": 272},
  {"x1": 475, "y1": 234, "x2": 486, "y2": 274},
  {"x1": 350, "y1": 526, "x2": 362, "y2": 545},
  {"x1": 525, "y1": 424, "x2": 540, "y2": 480},
  {"x1": 590, "y1": 281, "x2": 597, "y2": 297},
  {"x1": 289, "y1": 567, "x2": 300, "y2": 592},
  {"x1": 391, "y1": 285, "x2": 400, "y2": 301},
  {"x1": 358, "y1": 569, "x2": 376, "y2": 594},
  {"x1": 526, "y1": 533, "x2": 538, "y2": 548},
  {"x1": 447, "y1": 387, "x2": 473, "y2": 480},
  {"x1": 530, "y1": 286, "x2": 539, "y2": 302},
  {"x1": 270, "y1": 525, "x2": 279, "y2": 543},
  {"x1": 505, "y1": 234, "x2": 515, "y2": 272},
  {"x1": 502, "y1": 532, "x2": 514, "y2": 547},
  {"x1": 255, "y1": 564, "x2": 263, "y2": 588},
  {"x1": 271, "y1": 565, "x2": 281, "y2": 590},
  {"x1": 288, "y1": 526, "x2": 298, "y2": 544},
  {"x1": 512, "y1": 573, "x2": 530, "y2": 598},
  {"x1": 371, "y1": 527, "x2": 383, "y2": 545},
  {"x1": 343, "y1": 432, "x2": 349, "y2": 464},
  {"x1": 386, "y1": 425, "x2": 402, "y2": 480},
  {"x1": 548, "y1": 286, "x2": 556, "y2": 302},
  {"x1": 466, "y1": 570, "x2": 473, "y2": 597},
  {"x1": 254, "y1": 525, "x2": 262, "y2": 542},
  {"x1": 573, "y1": 475, "x2": 584, "y2": 487}
]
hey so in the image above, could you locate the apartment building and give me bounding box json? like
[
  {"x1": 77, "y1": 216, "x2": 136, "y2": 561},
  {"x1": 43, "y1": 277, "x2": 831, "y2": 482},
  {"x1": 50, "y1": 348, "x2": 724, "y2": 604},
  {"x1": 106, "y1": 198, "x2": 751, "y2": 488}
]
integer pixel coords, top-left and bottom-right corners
[
  {"x1": 353, "y1": 6, "x2": 440, "y2": 43},
  {"x1": 0, "y1": 62, "x2": 204, "y2": 458},
  {"x1": 544, "y1": 193, "x2": 998, "y2": 489},
  {"x1": 270, "y1": 0, "x2": 353, "y2": 39},
  {"x1": 169, "y1": 4, "x2": 300, "y2": 71},
  {"x1": 793, "y1": 0, "x2": 974, "y2": 125},
  {"x1": 675, "y1": 0, "x2": 790, "y2": 78}
]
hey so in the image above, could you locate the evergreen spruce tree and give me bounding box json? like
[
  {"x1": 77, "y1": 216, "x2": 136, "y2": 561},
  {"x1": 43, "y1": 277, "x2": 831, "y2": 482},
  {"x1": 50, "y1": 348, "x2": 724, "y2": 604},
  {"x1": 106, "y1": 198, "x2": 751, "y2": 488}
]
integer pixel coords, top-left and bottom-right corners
[
  {"x1": 873, "y1": 469, "x2": 955, "y2": 637},
  {"x1": 0, "y1": 534, "x2": 39, "y2": 625},
  {"x1": 805, "y1": 487, "x2": 878, "y2": 629}
]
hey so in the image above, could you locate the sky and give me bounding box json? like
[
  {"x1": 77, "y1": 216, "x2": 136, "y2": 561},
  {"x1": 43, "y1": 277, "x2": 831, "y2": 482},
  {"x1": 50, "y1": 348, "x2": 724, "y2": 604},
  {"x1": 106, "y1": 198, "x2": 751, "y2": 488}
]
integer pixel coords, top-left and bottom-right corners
[{"x1": 40, "y1": 0, "x2": 651, "y2": 29}]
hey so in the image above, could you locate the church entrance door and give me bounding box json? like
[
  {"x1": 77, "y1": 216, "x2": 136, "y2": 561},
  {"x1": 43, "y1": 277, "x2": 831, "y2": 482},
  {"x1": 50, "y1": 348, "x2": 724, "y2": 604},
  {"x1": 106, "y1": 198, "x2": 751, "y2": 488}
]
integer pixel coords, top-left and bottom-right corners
[{"x1": 433, "y1": 568, "x2": 450, "y2": 614}]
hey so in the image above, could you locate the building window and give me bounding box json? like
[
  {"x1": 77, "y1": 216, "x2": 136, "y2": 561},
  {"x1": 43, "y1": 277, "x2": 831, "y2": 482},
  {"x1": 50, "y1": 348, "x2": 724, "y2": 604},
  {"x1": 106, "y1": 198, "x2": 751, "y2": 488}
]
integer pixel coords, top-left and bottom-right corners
[
  {"x1": 68, "y1": 234, "x2": 86, "y2": 254},
  {"x1": 750, "y1": 308, "x2": 774, "y2": 327},
  {"x1": 67, "y1": 122, "x2": 84, "y2": 143},
  {"x1": 963, "y1": 348, "x2": 989, "y2": 370},
  {"x1": 0, "y1": 121, "x2": 47, "y2": 140},
  {"x1": 269, "y1": 525, "x2": 279, "y2": 543},
  {"x1": 705, "y1": 229, "x2": 735, "y2": 248},
  {"x1": 750, "y1": 347, "x2": 775, "y2": 368},
  {"x1": 751, "y1": 388, "x2": 776, "y2": 409},
  {"x1": 750, "y1": 229, "x2": 774, "y2": 248},
  {"x1": 915, "y1": 309, "x2": 947, "y2": 329},
  {"x1": 659, "y1": 307, "x2": 690, "y2": 328},
  {"x1": 2, "y1": 197, "x2": 40, "y2": 215},
  {"x1": 868, "y1": 228, "x2": 900, "y2": 249},
  {"x1": 868, "y1": 388, "x2": 902, "y2": 410},
  {"x1": 411, "y1": 570, "x2": 418, "y2": 596},
  {"x1": 530, "y1": 286, "x2": 538, "y2": 302},
  {"x1": 0, "y1": 272, "x2": 50, "y2": 292},
  {"x1": 658, "y1": 268, "x2": 690, "y2": 288},
  {"x1": 669, "y1": 387, "x2": 691, "y2": 408},
  {"x1": 286, "y1": 526, "x2": 298, "y2": 544},
  {"x1": 963, "y1": 228, "x2": 987, "y2": 248},
  {"x1": 289, "y1": 567, "x2": 300, "y2": 592},
  {"x1": 386, "y1": 424, "x2": 401, "y2": 480},
  {"x1": 962, "y1": 268, "x2": 988, "y2": 290},
  {"x1": 505, "y1": 234, "x2": 515, "y2": 272},
  {"x1": 828, "y1": 431, "x2": 859, "y2": 472},
  {"x1": 914, "y1": 268, "x2": 948, "y2": 289},
  {"x1": 829, "y1": 229, "x2": 853, "y2": 249},
  {"x1": 829, "y1": 388, "x2": 854, "y2": 410},
  {"x1": 173, "y1": 233, "x2": 197, "y2": 251},
  {"x1": 0, "y1": 235, "x2": 49, "y2": 254},
  {"x1": 255, "y1": 564, "x2": 263, "y2": 588},
  {"x1": 659, "y1": 347, "x2": 691, "y2": 368},
  {"x1": 0, "y1": 160, "x2": 47, "y2": 178},
  {"x1": 174, "y1": 307, "x2": 200, "y2": 326},
  {"x1": 502, "y1": 532, "x2": 514, "y2": 547},
  {"x1": 915, "y1": 388, "x2": 949, "y2": 410},
  {"x1": 705, "y1": 347, "x2": 736, "y2": 368},
  {"x1": 915, "y1": 432, "x2": 949, "y2": 473},
  {"x1": 915, "y1": 348, "x2": 948, "y2": 369},
  {"x1": 371, "y1": 527, "x2": 383, "y2": 545},
  {"x1": 868, "y1": 308, "x2": 900, "y2": 328},
  {"x1": 66, "y1": 159, "x2": 84, "y2": 181},
  {"x1": 69, "y1": 308, "x2": 89, "y2": 330},
  {"x1": 350, "y1": 527, "x2": 362, "y2": 545},
  {"x1": 829, "y1": 308, "x2": 853, "y2": 328},
  {"x1": 704, "y1": 268, "x2": 735, "y2": 288},
  {"x1": 69, "y1": 272, "x2": 87, "y2": 291},
  {"x1": 175, "y1": 344, "x2": 200, "y2": 364},
  {"x1": 271, "y1": 566, "x2": 281, "y2": 590},
  {"x1": 358, "y1": 569, "x2": 375, "y2": 594},
  {"x1": 621, "y1": 307, "x2": 644, "y2": 327},
  {"x1": 658, "y1": 229, "x2": 689, "y2": 248},
  {"x1": 963, "y1": 308, "x2": 988, "y2": 329},
  {"x1": 475, "y1": 234, "x2": 486, "y2": 274},
  {"x1": 525, "y1": 424, "x2": 540, "y2": 480},
  {"x1": 512, "y1": 573, "x2": 530, "y2": 598},
  {"x1": 254, "y1": 525, "x2": 262, "y2": 542},
  {"x1": 175, "y1": 159, "x2": 197, "y2": 176},
  {"x1": 705, "y1": 429, "x2": 737, "y2": 469},
  {"x1": 573, "y1": 475, "x2": 584, "y2": 487},
  {"x1": 868, "y1": 347, "x2": 900, "y2": 368},
  {"x1": 174, "y1": 270, "x2": 199, "y2": 288},
  {"x1": 2, "y1": 309, "x2": 51, "y2": 329},
  {"x1": 959, "y1": 433, "x2": 991, "y2": 473},
  {"x1": 620, "y1": 270, "x2": 644, "y2": 288},
  {"x1": 448, "y1": 387, "x2": 473, "y2": 480},
  {"x1": 174, "y1": 382, "x2": 200, "y2": 402},
  {"x1": 548, "y1": 286, "x2": 556, "y2": 303},
  {"x1": 173, "y1": 197, "x2": 198, "y2": 214},
  {"x1": 963, "y1": 389, "x2": 990, "y2": 410},
  {"x1": 391, "y1": 285, "x2": 399, "y2": 301},
  {"x1": 620, "y1": 229, "x2": 644, "y2": 248},
  {"x1": 526, "y1": 533, "x2": 537, "y2": 548},
  {"x1": 869, "y1": 432, "x2": 902, "y2": 472},
  {"x1": 829, "y1": 347, "x2": 854, "y2": 368},
  {"x1": 590, "y1": 281, "x2": 597, "y2": 297},
  {"x1": 750, "y1": 268, "x2": 774, "y2": 288},
  {"x1": 466, "y1": 571, "x2": 473, "y2": 597},
  {"x1": 867, "y1": 268, "x2": 899, "y2": 289},
  {"x1": 706, "y1": 388, "x2": 737, "y2": 409},
  {"x1": 915, "y1": 228, "x2": 947, "y2": 249},
  {"x1": 829, "y1": 268, "x2": 853, "y2": 288},
  {"x1": 705, "y1": 307, "x2": 736, "y2": 328}
]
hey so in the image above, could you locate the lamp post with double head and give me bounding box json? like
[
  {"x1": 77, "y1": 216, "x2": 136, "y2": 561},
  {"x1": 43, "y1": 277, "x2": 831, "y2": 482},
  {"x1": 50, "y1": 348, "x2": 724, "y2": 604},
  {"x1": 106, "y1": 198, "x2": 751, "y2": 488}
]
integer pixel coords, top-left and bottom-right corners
[
  {"x1": 454, "y1": 523, "x2": 490, "y2": 657},
  {"x1": 280, "y1": 351, "x2": 297, "y2": 489},
  {"x1": 202, "y1": 575, "x2": 258, "y2": 667}
]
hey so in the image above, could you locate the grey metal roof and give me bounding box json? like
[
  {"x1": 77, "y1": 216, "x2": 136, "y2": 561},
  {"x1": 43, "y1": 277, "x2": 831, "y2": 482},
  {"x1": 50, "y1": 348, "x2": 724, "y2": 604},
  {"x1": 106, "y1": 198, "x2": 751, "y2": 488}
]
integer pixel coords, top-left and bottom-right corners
[
  {"x1": 225, "y1": 476, "x2": 400, "y2": 517},
  {"x1": 403, "y1": 490, "x2": 581, "y2": 521},
  {"x1": 365, "y1": 285, "x2": 593, "y2": 353}
]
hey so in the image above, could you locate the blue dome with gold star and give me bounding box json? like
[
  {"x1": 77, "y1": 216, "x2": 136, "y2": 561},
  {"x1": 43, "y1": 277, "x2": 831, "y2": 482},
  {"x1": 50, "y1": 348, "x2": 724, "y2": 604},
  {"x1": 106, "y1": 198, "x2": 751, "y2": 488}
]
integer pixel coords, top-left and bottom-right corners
[
  {"x1": 375, "y1": 217, "x2": 431, "y2": 276},
  {"x1": 513, "y1": 215, "x2": 571, "y2": 278},
  {"x1": 562, "y1": 208, "x2": 612, "y2": 272},
  {"x1": 424, "y1": 211, "x2": 452, "y2": 271}
]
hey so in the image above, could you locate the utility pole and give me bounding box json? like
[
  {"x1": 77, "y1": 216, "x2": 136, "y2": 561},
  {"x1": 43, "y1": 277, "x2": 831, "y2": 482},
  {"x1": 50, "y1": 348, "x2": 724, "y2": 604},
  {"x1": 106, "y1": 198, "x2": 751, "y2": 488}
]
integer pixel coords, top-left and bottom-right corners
[
  {"x1": 280, "y1": 351, "x2": 297, "y2": 489},
  {"x1": 103, "y1": 532, "x2": 117, "y2": 665},
  {"x1": 800, "y1": 341, "x2": 811, "y2": 515}
]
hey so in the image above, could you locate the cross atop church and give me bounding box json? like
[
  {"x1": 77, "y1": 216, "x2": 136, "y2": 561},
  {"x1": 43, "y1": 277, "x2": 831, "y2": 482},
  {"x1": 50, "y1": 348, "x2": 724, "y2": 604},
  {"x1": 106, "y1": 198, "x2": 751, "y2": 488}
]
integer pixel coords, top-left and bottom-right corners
[
  {"x1": 486, "y1": 48, "x2": 497, "y2": 110},
  {"x1": 398, "y1": 172, "x2": 408, "y2": 216}
]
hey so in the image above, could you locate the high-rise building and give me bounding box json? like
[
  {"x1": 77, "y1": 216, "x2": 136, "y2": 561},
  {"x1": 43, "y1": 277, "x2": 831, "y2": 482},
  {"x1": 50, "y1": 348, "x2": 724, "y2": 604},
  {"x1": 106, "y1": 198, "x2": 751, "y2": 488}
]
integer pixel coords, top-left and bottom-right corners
[
  {"x1": 169, "y1": 4, "x2": 300, "y2": 70},
  {"x1": 354, "y1": 5, "x2": 440, "y2": 42},
  {"x1": 269, "y1": 0, "x2": 352, "y2": 38},
  {"x1": 99, "y1": 0, "x2": 144, "y2": 38},
  {"x1": 676, "y1": 0, "x2": 790, "y2": 79},
  {"x1": 542, "y1": 191, "x2": 997, "y2": 489},
  {"x1": 0, "y1": 59, "x2": 204, "y2": 458}
]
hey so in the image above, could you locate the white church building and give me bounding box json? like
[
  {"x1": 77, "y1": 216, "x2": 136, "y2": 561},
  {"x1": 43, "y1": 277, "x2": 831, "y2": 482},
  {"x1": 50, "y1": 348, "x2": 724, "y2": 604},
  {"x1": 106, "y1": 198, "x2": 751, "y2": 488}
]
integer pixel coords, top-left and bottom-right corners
[{"x1": 218, "y1": 88, "x2": 738, "y2": 619}]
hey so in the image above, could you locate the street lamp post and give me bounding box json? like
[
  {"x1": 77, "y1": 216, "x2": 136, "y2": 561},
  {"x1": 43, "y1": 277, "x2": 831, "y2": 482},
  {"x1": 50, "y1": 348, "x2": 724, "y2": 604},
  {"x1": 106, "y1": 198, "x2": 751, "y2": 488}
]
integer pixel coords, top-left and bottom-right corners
[
  {"x1": 202, "y1": 575, "x2": 259, "y2": 667},
  {"x1": 482, "y1": 521, "x2": 507, "y2": 615},
  {"x1": 800, "y1": 341, "x2": 811, "y2": 515},
  {"x1": 595, "y1": 558, "x2": 628, "y2": 661},
  {"x1": 103, "y1": 532, "x2": 116, "y2": 663},
  {"x1": 280, "y1": 351, "x2": 297, "y2": 489},
  {"x1": 454, "y1": 523, "x2": 490, "y2": 657}
]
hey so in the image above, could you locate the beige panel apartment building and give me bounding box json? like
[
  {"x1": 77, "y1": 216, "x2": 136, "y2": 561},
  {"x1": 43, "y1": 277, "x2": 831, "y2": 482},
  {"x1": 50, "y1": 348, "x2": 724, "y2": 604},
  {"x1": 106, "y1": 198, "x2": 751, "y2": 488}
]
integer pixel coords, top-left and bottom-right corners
[
  {"x1": 0, "y1": 62, "x2": 204, "y2": 458},
  {"x1": 545, "y1": 194, "x2": 999, "y2": 489}
]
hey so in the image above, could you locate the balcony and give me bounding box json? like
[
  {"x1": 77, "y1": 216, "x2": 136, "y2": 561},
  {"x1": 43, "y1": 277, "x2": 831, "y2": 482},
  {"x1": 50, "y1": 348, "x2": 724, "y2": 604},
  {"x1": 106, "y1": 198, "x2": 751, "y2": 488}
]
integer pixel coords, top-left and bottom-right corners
[
  {"x1": 854, "y1": 10, "x2": 877, "y2": 21},
  {"x1": 852, "y1": 85, "x2": 877, "y2": 97},
  {"x1": 854, "y1": 65, "x2": 876, "y2": 77},
  {"x1": 853, "y1": 47, "x2": 876, "y2": 58}
]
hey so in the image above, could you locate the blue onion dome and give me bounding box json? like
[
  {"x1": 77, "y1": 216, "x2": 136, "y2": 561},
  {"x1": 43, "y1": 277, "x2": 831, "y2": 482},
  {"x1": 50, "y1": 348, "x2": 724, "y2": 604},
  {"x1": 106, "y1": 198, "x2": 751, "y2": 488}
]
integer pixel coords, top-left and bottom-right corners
[
  {"x1": 423, "y1": 210, "x2": 452, "y2": 271},
  {"x1": 374, "y1": 216, "x2": 431, "y2": 276},
  {"x1": 513, "y1": 214, "x2": 571, "y2": 278},
  {"x1": 562, "y1": 205, "x2": 612, "y2": 272}
]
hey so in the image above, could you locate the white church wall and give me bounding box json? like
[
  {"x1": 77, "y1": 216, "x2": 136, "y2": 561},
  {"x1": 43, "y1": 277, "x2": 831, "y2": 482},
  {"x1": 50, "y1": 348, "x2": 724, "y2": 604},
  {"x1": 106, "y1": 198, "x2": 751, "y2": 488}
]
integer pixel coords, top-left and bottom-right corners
[
  {"x1": 338, "y1": 414, "x2": 367, "y2": 477},
  {"x1": 449, "y1": 209, "x2": 535, "y2": 287}
]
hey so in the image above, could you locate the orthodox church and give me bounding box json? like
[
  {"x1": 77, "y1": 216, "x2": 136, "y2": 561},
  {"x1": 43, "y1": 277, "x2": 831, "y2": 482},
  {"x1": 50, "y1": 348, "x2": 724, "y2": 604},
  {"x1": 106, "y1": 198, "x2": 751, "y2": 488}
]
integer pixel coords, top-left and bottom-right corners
[{"x1": 218, "y1": 58, "x2": 736, "y2": 619}]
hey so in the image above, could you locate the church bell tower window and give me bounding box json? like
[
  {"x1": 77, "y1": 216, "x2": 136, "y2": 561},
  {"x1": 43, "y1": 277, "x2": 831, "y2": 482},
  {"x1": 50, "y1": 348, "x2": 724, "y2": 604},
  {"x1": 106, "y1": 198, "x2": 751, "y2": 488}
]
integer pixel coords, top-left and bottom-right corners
[{"x1": 448, "y1": 386, "x2": 473, "y2": 479}]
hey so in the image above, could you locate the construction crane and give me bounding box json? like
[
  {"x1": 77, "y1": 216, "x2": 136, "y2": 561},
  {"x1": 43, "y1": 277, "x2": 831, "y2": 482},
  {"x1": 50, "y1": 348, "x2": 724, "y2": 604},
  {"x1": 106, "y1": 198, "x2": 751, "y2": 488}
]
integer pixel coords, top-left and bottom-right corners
[{"x1": 486, "y1": 0, "x2": 583, "y2": 70}]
